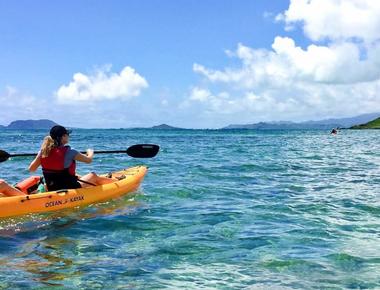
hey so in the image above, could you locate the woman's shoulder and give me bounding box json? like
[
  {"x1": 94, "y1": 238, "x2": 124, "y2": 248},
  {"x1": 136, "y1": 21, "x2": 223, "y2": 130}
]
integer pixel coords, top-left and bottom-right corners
[{"x1": 64, "y1": 145, "x2": 79, "y2": 154}]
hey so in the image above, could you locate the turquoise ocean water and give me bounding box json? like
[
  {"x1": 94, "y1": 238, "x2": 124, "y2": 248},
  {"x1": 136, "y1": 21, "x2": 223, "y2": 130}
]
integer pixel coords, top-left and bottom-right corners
[{"x1": 0, "y1": 129, "x2": 379, "y2": 289}]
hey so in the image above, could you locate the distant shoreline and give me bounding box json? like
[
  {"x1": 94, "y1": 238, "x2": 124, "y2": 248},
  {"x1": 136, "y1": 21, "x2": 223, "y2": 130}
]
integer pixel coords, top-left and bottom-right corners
[{"x1": 1, "y1": 112, "x2": 379, "y2": 130}]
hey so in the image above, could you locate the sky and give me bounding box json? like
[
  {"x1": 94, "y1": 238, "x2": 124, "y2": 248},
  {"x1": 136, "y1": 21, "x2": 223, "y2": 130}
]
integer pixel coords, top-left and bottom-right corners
[{"x1": 0, "y1": 0, "x2": 380, "y2": 129}]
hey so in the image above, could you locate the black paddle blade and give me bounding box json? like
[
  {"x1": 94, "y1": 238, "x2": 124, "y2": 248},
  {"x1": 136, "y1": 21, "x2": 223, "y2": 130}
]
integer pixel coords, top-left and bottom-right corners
[
  {"x1": 0, "y1": 150, "x2": 11, "y2": 163},
  {"x1": 126, "y1": 144, "x2": 159, "y2": 158}
]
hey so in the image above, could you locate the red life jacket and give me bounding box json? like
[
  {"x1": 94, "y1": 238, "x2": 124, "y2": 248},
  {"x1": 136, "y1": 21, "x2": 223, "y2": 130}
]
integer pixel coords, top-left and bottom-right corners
[
  {"x1": 40, "y1": 146, "x2": 80, "y2": 191},
  {"x1": 41, "y1": 146, "x2": 76, "y2": 176}
]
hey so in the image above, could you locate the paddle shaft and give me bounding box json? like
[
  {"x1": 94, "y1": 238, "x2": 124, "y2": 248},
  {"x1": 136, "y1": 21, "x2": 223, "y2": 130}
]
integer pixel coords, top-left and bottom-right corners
[
  {"x1": 0, "y1": 144, "x2": 159, "y2": 162},
  {"x1": 7, "y1": 150, "x2": 129, "y2": 158}
]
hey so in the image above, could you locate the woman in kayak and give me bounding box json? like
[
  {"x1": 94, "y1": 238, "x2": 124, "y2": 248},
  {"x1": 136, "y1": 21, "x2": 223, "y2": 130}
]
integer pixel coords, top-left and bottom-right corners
[
  {"x1": 29, "y1": 125, "x2": 115, "y2": 191},
  {"x1": 0, "y1": 179, "x2": 25, "y2": 196}
]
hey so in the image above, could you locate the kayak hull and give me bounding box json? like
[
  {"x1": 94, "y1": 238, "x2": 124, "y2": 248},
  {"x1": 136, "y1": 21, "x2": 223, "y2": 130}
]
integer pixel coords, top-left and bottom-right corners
[{"x1": 0, "y1": 166, "x2": 147, "y2": 218}]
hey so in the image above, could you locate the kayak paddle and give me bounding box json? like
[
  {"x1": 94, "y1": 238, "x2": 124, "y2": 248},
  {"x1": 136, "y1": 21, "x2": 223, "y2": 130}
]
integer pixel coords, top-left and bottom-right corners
[{"x1": 0, "y1": 144, "x2": 159, "y2": 163}]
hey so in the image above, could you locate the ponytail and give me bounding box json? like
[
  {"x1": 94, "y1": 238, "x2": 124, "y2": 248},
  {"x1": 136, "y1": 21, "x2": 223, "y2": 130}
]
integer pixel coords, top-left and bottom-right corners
[{"x1": 40, "y1": 136, "x2": 57, "y2": 158}]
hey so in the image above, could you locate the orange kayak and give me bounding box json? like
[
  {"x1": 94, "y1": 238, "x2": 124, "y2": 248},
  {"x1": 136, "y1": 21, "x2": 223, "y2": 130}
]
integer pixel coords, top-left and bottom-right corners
[{"x1": 0, "y1": 166, "x2": 147, "y2": 218}]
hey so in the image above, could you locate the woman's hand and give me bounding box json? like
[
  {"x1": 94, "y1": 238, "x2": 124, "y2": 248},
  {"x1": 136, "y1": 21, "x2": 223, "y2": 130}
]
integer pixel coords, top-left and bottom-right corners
[{"x1": 86, "y1": 149, "x2": 94, "y2": 158}]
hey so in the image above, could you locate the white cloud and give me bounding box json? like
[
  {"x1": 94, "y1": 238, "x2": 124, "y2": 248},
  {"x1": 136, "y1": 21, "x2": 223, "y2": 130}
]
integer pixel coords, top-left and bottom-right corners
[
  {"x1": 189, "y1": 87, "x2": 212, "y2": 102},
  {"x1": 272, "y1": 37, "x2": 380, "y2": 83},
  {"x1": 185, "y1": 0, "x2": 380, "y2": 125},
  {"x1": 195, "y1": 40, "x2": 380, "y2": 86},
  {"x1": 0, "y1": 86, "x2": 51, "y2": 125},
  {"x1": 196, "y1": 39, "x2": 380, "y2": 120},
  {"x1": 185, "y1": 78, "x2": 380, "y2": 124},
  {"x1": 0, "y1": 86, "x2": 39, "y2": 110},
  {"x1": 0, "y1": 85, "x2": 128, "y2": 128},
  {"x1": 56, "y1": 66, "x2": 148, "y2": 103},
  {"x1": 279, "y1": 0, "x2": 380, "y2": 43}
]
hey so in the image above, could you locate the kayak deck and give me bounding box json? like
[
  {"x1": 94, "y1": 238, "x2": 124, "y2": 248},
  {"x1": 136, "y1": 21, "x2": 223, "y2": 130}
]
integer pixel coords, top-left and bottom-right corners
[{"x1": 0, "y1": 166, "x2": 147, "y2": 218}]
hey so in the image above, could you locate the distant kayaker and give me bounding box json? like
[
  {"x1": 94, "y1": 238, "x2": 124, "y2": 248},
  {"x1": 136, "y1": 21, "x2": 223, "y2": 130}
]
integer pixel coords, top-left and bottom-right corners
[
  {"x1": 331, "y1": 128, "x2": 338, "y2": 134},
  {"x1": 0, "y1": 179, "x2": 25, "y2": 196},
  {"x1": 29, "y1": 125, "x2": 115, "y2": 191}
]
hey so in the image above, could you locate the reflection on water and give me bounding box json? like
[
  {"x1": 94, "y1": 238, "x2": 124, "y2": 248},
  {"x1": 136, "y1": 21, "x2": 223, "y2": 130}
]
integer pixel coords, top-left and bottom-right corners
[
  {"x1": 12, "y1": 237, "x2": 79, "y2": 286},
  {"x1": 0, "y1": 193, "x2": 141, "y2": 287}
]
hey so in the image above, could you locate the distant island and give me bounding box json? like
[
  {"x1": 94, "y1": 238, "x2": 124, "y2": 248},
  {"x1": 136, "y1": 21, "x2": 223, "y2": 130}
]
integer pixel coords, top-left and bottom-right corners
[
  {"x1": 150, "y1": 124, "x2": 184, "y2": 130},
  {"x1": 222, "y1": 112, "x2": 380, "y2": 130},
  {"x1": 350, "y1": 117, "x2": 380, "y2": 129},
  {"x1": 0, "y1": 119, "x2": 58, "y2": 129}
]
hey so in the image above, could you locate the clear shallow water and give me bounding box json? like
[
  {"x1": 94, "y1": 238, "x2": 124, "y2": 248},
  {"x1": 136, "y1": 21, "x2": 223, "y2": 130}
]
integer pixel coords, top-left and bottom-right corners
[{"x1": 0, "y1": 129, "x2": 379, "y2": 289}]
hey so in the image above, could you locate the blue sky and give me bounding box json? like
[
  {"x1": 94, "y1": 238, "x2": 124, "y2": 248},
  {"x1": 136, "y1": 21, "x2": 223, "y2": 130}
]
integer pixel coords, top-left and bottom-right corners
[{"x1": 1, "y1": 0, "x2": 379, "y2": 128}]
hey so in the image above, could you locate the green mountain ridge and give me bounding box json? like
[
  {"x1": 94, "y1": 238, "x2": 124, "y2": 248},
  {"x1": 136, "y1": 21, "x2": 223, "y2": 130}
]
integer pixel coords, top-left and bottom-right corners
[{"x1": 350, "y1": 117, "x2": 380, "y2": 129}]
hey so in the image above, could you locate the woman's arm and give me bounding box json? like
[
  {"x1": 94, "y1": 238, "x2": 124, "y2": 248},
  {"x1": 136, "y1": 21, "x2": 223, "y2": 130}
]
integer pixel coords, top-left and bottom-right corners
[
  {"x1": 29, "y1": 153, "x2": 41, "y2": 172},
  {"x1": 74, "y1": 149, "x2": 94, "y2": 164}
]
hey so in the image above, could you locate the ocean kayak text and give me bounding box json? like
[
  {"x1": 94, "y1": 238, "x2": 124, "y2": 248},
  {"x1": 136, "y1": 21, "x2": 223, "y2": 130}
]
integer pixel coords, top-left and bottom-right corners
[{"x1": 45, "y1": 195, "x2": 84, "y2": 208}]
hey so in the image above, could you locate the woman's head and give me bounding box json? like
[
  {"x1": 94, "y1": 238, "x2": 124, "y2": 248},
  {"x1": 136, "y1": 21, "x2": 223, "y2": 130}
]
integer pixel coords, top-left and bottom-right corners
[
  {"x1": 41, "y1": 125, "x2": 71, "y2": 158},
  {"x1": 50, "y1": 125, "x2": 71, "y2": 146}
]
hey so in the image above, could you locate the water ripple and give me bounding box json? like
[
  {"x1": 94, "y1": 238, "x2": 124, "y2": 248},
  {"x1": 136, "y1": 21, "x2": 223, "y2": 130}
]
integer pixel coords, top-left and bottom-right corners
[{"x1": 0, "y1": 129, "x2": 379, "y2": 288}]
